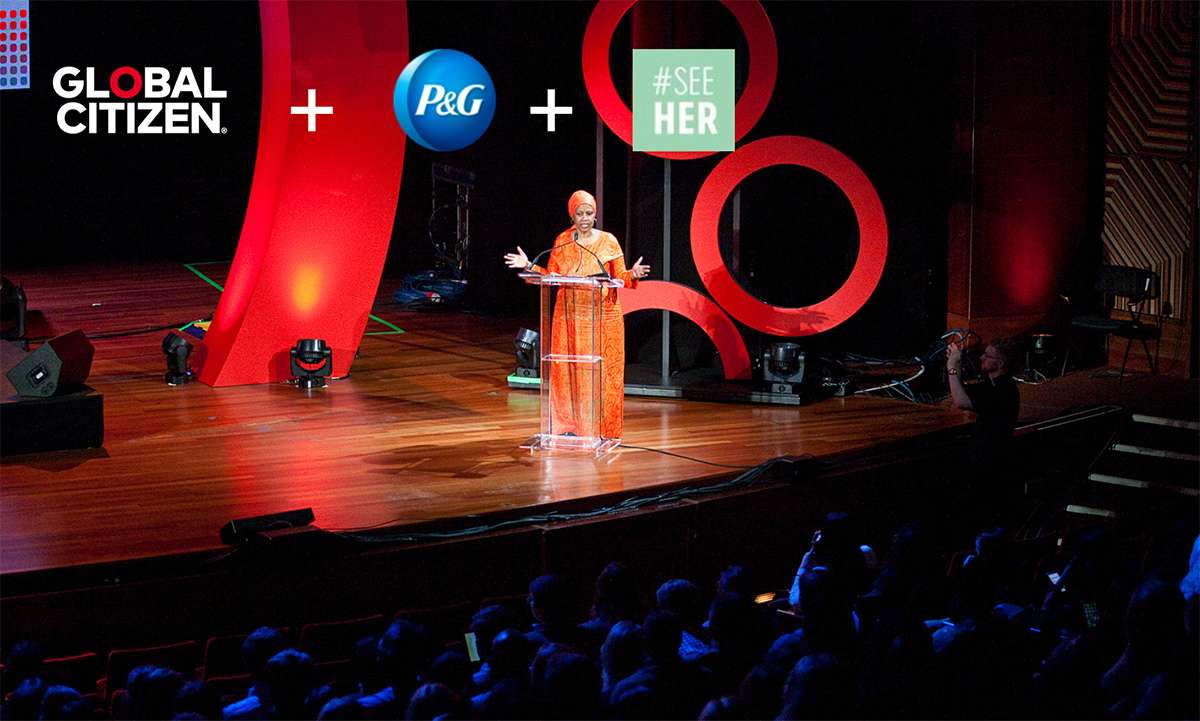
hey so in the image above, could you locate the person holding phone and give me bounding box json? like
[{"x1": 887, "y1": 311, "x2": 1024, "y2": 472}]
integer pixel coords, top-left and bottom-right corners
[
  {"x1": 946, "y1": 337, "x2": 1022, "y2": 527},
  {"x1": 788, "y1": 512, "x2": 873, "y2": 613}
]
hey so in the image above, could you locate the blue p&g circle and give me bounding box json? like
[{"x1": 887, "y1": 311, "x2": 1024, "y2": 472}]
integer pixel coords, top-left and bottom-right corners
[{"x1": 394, "y1": 49, "x2": 496, "y2": 152}]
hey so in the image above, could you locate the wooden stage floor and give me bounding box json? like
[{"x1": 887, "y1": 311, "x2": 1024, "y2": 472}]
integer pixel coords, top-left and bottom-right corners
[{"x1": 3, "y1": 261, "x2": 1193, "y2": 581}]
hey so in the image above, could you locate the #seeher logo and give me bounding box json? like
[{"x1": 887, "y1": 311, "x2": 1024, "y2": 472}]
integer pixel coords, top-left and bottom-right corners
[{"x1": 393, "y1": 49, "x2": 495, "y2": 152}]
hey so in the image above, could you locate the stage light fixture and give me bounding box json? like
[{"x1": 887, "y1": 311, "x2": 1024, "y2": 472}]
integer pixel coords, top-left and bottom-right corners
[
  {"x1": 1025, "y1": 333, "x2": 1056, "y2": 376},
  {"x1": 513, "y1": 328, "x2": 540, "y2": 378},
  {"x1": 162, "y1": 332, "x2": 193, "y2": 385},
  {"x1": 763, "y1": 342, "x2": 804, "y2": 394},
  {"x1": 290, "y1": 338, "x2": 333, "y2": 388}
]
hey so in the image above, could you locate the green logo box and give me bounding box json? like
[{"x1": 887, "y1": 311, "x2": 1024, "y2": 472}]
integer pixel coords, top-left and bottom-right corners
[{"x1": 632, "y1": 48, "x2": 735, "y2": 153}]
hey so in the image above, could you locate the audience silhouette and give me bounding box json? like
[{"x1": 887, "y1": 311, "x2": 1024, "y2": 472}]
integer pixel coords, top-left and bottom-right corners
[
  {"x1": 3, "y1": 509, "x2": 1196, "y2": 721},
  {"x1": 223, "y1": 626, "x2": 287, "y2": 720}
]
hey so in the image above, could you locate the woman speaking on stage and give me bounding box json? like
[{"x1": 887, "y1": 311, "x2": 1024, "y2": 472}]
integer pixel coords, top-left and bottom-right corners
[{"x1": 503, "y1": 190, "x2": 650, "y2": 440}]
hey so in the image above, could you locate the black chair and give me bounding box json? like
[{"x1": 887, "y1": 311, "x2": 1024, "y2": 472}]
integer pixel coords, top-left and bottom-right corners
[{"x1": 1070, "y1": 265, "x2": 1161, "y2": 383}]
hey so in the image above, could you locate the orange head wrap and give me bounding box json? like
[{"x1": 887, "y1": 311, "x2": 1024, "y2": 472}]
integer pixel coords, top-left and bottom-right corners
[{"x1": 568, "y1": 190, "x2": 597, "y2": 219}]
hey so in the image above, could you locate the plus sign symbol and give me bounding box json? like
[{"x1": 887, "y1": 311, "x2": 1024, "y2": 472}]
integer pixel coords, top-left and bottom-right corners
[
  {"x1": 291, "y1": 88, "x2": 333, "y2": 131},
  {"x1": 530, "y1": 88, "x2": 572, "y2": 132}
]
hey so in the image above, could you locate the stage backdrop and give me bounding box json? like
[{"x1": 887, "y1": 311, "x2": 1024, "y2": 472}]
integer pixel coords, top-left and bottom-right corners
[{"x1": 2, "y1": 1, "x2": 1118, "y2": 384}]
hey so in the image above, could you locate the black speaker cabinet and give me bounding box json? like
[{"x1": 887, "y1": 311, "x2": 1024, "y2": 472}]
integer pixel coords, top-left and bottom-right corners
[
  {"x1": 219, "y1": 508, "x2": 316, "y2": 544},
  {"x1": 5, "y1": 330, "x2": 94, "y2": 397},
  {"x1": 0, "y1": 386, "x2": 104, "y2": 455}
]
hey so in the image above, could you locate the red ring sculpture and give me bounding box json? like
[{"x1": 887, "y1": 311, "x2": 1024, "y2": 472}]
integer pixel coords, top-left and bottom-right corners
[
  {"x1": 690, "y1": 135, "x2": 888, "y2": 336},
  {"x1": 582, "y1": 0, "x2": 777, "y2": 160}
]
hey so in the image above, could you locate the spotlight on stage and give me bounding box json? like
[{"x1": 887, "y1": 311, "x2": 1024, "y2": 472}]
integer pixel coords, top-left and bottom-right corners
[
  {"x1": 290, "y1": 339, "x2": 332, "y2": 388},
  {"x1": 1025, "y1": 333, "x2": 1057, "y2": 377},
  {"x1": 513, "y1": 328, "x2": 540, "y2": 378},
  {"x1": 763, "y1": 342, "x2": 805, "y2": 394},
  {"x1": 162, "y1": 332, "x2": 193, "y2": 386}
]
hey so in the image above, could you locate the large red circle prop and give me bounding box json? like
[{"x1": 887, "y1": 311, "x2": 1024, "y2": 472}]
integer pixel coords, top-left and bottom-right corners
[
  {"x1": 618, "y1": 281, "x2": 752, "y2": 379},
  {"x1": 582, "y1": 0, "x2": 777, "y2": 160},
  {"x1": 691, "y1": 136, "x2": 888, "y2": 336}
]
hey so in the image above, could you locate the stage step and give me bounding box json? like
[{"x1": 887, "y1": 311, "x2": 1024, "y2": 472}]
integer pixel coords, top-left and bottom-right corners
[
  {"x1": 1092, "y1": 448, "x2": 1200, "y2": 490},
  {"x1": 1066, "y1": 476, "x2": 1192, "y2": 518},
  {"x1": 1064, "y1": 412, "x2": 1199, "y2": 520},
  {"x1": 1130, "y1": 414, "x2": 1199, "y2": 431},
  {"x1": 1088, "y1": 473, "x2": 1198, "y2": 496},
  {"x1": 1064, "y1": 504, "x2": 1118, "y2": 519},
  {"x1": 1111, "y1": 443, "x2": 1197, "y2": 462}
]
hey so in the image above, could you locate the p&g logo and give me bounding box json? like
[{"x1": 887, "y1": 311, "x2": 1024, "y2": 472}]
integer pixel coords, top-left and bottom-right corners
[{"x1": 393, "y1": 49, "x2": 495, "y2": 152}]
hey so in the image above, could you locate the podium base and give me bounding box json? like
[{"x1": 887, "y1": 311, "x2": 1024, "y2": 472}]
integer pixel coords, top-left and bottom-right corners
[{"x1": 521, "y1": 434, "x2": 621, "y2": 457}]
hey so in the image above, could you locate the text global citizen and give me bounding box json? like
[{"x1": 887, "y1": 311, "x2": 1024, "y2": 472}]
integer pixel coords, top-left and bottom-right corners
[{"x1": 54, "y1": 66, "x2": 226, "y2": 135}]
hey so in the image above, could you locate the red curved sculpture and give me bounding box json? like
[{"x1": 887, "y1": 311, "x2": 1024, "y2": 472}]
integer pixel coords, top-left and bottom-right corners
[
  {"x1": 197, "y1": 1, "x2": 409, "y2": 386},
  {"x1": 690, "y1": 136, "x2": 888, "y2": 337},
  {"x1": 618, "y1": 281, "x2": 753, "y2": 380}
]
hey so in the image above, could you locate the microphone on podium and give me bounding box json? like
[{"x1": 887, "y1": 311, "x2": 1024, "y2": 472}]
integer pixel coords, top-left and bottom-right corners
[
  {"x1": 525, "y1": 246, "x2": 555, "y2": 271},
  {"x1": 572, "y1": 232, "x2": 613, "y2": 280}
]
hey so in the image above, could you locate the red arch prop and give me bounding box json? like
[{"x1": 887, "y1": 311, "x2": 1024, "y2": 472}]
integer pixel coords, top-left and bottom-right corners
[
  {"x1": 197, "y1": 1, "x2": 409, "y2": 386},
  {"x1": 690, "y1": 136, "x2": 888, "y2": 336},
  {"x1": 618, "y1": 281, "x2": 752, "y2": 380}
]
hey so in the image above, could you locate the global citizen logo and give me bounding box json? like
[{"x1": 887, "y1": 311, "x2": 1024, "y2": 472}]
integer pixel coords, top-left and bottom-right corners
[
  {"x1": 53, "y1": 66, "x2": 226, "y2": 135},
  {"x1": 393, "y1": 49, "x2": 495, "y2": 152}
]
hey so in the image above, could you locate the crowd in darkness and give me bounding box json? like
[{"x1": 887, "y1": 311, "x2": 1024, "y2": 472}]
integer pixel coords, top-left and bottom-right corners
[{"x1": 3, "y1": 510, "x2": 1197, "y2": 720}]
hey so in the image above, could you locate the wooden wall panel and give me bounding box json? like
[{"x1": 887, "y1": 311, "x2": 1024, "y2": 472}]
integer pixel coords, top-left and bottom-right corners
[{"x1": 1102, "y1": 0, "x2": 1196, "y2": 325}]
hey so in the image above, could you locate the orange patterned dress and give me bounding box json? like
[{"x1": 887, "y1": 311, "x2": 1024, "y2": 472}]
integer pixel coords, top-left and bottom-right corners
[{"x1": 529, "y1": 229, "x2": 639, "y2": 439}]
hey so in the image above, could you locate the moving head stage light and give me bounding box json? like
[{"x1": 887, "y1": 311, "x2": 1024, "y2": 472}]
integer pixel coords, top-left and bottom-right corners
[{"x1": 290, "y1": 339, "x2": 332, "y2": 389}]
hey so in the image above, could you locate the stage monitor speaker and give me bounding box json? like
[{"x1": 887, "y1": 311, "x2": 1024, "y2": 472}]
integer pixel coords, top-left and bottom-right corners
[
  {"x1": 5, "y1": 330, "x2": 94, "y2": 397},
  {"x1": 219, "y1": 508, "x2": 316, "y2": 545}
]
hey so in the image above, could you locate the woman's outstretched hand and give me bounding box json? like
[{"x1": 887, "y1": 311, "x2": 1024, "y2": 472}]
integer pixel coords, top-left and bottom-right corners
[
  {"x1": 504, "y1": 246, "x2": 530, "y2": 270},
  {"x1": 631, "y1": 256, "x2": 650, "y2": 279}
]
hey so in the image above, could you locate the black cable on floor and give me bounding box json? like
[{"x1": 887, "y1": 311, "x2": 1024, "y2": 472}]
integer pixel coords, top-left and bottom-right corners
[{"x1": 619, "y1": 444, "x2": 757, "y2": 469}]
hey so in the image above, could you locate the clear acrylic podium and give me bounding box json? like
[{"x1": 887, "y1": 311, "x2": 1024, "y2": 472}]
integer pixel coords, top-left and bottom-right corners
[{"x1": 518, "y1": 272, "x2": 624, "y2": 455}]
